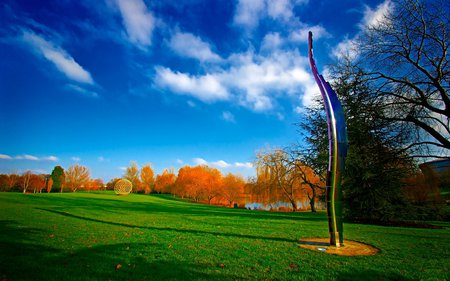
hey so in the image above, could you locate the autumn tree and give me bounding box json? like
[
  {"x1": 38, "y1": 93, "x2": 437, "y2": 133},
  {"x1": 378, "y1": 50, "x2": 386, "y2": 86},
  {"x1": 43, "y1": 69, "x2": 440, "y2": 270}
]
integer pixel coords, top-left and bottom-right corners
[
  {"x1": 106, "y1": 178, "x2": 121, "y2": 190},
  {"x1": 85, "y1": 179, "x2": 104, "y2": 191},
  {"x1": 30, "y1": 174, "x2": 46, "y2": 193},
  {"x1": 0, "y1": 173, "x2": 18, "y2": 192},
  {"x1": 291, "y1": 160, "x2": 325, "y2": 212},
  {"x1": 203, "y1": 166, "x2": 223, "y2": 205},
  {"x1": 20, "y1": 171, "x2": 32, "y2": 194},
  {"x1": 7, "y1": 173, "x2": 19, "y2": 192},
  {"x1": 0, "y1": 174, "x2": 7, "y2": 191},
  {"x1": 140, "y1": 164, "x2": 155, "y2": 194},
  {"x1": 124, "y1": 161, "x2": 141, "y2": 193},
  {"x1": 154, "y1": 169, "x2": 176, "y2": 193},
  {"x1": 46, "y1": 177, "x2": 53, "y2": 193},
  {"x1": 65, "y1": 164, "x2": 90, "y2": 192},
  {"x1": 350, "y1": 0, "x2": 450, "y2": 157},
  {"x1": 256, "y1": 148, "x2": 301, "y2": 211},
  {"x1": 51, "y1": 166, "x2": 65, "y2": 193},
  {"x1": 175, "y1": 166, "x2": 205, "y2": 201},
  {"x1": 222, "y1": 173, "x2": 245, "y2": 207}
]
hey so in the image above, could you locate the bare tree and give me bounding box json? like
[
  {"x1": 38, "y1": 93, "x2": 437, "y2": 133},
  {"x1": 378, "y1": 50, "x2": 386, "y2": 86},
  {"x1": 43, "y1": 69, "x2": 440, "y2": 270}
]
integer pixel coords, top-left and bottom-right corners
[
  {"x1": 125, "y1": 161, "x2": 141, "y2": 192},
  {"x1": 21, "y1": 171, "x2": 32, "y2": 194},
  {"x1": 7, "y1": 172, "x2": 19, "y2": 191},
  {"x1": 355, "y1": 0, "x2": 449, "y2": 157},
  {"x1": 256, "y1": 148, "x2": 300, "y2": 211},
  {"x1": 65, "y1": 164, "x2": 90, "y2": 192}
]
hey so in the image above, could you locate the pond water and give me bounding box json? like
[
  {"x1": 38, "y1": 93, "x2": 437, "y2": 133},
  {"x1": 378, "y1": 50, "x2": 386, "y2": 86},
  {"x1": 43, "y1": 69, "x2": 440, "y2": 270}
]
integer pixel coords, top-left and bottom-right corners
[{"x1": 244, "y1": 200, "x2": 325, "y2": 211}]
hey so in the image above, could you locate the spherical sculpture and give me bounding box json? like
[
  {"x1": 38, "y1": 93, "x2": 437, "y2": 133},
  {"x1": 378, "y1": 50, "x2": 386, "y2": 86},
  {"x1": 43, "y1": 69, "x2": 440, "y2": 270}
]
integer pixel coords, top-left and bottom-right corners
[{"x1": 114, "y1": 179, "x2": 132, "y2": 195}]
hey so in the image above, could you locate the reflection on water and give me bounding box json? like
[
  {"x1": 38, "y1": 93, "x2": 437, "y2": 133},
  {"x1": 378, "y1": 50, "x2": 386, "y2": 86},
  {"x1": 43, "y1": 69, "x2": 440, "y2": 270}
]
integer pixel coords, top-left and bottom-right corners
[{"x1": 244, "y1": 200, "x2": 325, "y2": 211}]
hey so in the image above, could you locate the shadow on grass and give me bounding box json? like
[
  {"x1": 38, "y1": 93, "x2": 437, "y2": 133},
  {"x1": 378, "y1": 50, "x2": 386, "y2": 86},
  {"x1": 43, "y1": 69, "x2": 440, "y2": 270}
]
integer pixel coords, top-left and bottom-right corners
[
  {"x1": 32, "y1": 193, "x2": 327, "y2": 223},
  {"x1": 38, "y1": 208, "x2": 299, "y2": 243},
  {"x1": 0, "y1": 219, "x2": 236, "y2": 281}
]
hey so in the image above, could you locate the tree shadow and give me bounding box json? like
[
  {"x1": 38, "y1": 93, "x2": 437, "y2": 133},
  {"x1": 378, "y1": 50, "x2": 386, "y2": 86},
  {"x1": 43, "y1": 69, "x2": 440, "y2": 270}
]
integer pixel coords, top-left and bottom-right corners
[
  {"x1": 35, "y1": 193, "x2": 327, "y2": 223},
  {"x1": 0, "y1": 219, "x2": 236, "y2": 280},
  {"x1": 37, "y1": 208, "x2": 299, "y2": 243}
]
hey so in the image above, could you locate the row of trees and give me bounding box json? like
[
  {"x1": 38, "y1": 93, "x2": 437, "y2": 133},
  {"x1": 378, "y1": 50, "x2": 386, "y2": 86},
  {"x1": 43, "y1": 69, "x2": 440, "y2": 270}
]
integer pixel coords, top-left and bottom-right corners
[
  {"x1": 0, "y1": 164, "x2": 103, "y2": 193},
  {"x1": 0, "y1": 158, "x2": 326, "y2": 211},
  {"x1": 113, "y1": 162, "x2": 247, "y2": 207},
  {"x1": 115, "y1": 160, "x2": 325, "y2": 210}
]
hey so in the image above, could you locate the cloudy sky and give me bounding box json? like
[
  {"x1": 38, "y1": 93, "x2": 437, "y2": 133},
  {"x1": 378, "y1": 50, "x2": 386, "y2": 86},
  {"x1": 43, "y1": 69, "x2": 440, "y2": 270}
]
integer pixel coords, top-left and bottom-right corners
[{"x1": 0, "y1": 0, "x2": 391, "y2": 181}]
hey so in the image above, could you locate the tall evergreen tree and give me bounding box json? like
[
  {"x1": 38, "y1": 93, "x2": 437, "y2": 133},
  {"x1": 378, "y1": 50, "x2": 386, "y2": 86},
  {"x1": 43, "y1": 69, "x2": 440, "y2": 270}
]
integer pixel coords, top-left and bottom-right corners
[
  {"x1": 297, "y1": 67, "x2": 415, "y2": 222},
  {"x1": 50, "y1": 166, "x2": 65, "y2": 193}
]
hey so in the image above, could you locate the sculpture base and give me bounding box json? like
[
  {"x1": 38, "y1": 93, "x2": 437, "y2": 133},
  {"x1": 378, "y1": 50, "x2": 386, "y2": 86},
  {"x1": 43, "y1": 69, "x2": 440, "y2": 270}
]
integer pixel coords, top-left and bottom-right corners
[{"x1": 298, "y1": 238, "x2": 378, "y2": 256}]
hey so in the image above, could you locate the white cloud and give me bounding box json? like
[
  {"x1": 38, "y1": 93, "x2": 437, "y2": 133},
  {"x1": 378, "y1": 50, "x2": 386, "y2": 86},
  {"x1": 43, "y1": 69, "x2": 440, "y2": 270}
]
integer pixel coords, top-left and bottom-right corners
[
  {"x1": 222, "y1": 111, "x2": 236, "y2": 123},
  {"x1": 267, "y1": 0, "x2": 294, "y2": 21},
  {"x1": 155, "y1": 67, "x2": 229, "y2": 102},
  {"x1": 193, "y1": 158, "x2": 253, "y2": 169},
  {"x1": 13, "y1": 154, "x2": 58, "y2": 161},
  {"x1": 361, "y1": 0, "x2": 393, "y2": 29},
  {"x1": 22, "y1": 31, "x2": 94, "y2": 84},
  {"x1": 0, "y1": 154, "x2": 13, "y2": 160},
  {"x1": 260, "y1": 32, "x2": 283, "y2": 51},
  {"x1": 212, "y1": 160, "x2": 231, "y2": 168},
  {"x1": 156, "y1": 48, "x2": 317, "y2": 111},
  {"x1": 176, "y1": 159, "x2": 183, "y2": 164},
  {"x1": 294, "y1": 106, "x2": 304, "y2": 114},
  {"x1": 235, "y1": 162, "x2": 253, "y2": 168},
  {"x1": 332, "y1": 38, "x2": 359, "y2": 60},
  {"x1": 169, "y1": 32, "x2": 222, "y2": 62},
  {"x1": 233, "y1": 0, "x2": 266, "y2": 30},
  {"x1": 16, "y1": 155, "x2": 39, "y2": 161},
  {"x1": 66, "y1": 84, "x2": 99, "y2": 98},
  {"x1": 119, "y1": 166, "x2": 127, "y2": 171},
  {"x1": 114, "y1": 0, "x2": 155, "y2": 49},
  {"x1": 43, "y1": 156, "x2": 58, "y2": 162},
  {"x1": 332, "y1": 0, "x2": 394, "y2": 60},
  {"x1": 193, "y1": 158, "x2": 209, "y2": 166},
  {"x1": 233, "y1": 0, "x2": 308, "y2": 31},
  {"x1": 72, "y1": 157, "x2": 81, "y2": 162}
]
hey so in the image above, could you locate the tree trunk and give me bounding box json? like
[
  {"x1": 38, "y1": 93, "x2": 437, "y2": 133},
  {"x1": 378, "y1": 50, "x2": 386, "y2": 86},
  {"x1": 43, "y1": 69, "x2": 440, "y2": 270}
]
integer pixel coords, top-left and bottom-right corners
[
  {"x1": 288, "y1": 197, "x2": 298, "y2": 212},
  {"x1": 310, "y1": 186, "x2": 317, "y2": 212}
]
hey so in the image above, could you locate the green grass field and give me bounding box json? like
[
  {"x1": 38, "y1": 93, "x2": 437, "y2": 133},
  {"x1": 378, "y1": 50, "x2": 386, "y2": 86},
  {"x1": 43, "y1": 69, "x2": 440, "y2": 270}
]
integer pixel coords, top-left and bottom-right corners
[{"x1": 0, "y1": 192, "x2": 449, "y2": 280}]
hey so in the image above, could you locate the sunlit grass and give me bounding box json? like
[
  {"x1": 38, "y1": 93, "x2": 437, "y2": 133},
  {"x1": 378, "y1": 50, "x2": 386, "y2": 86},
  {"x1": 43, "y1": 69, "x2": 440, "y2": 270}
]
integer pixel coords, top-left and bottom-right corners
[{"x1": 0, "y1": 192, "x2": 449, "y2": 280}]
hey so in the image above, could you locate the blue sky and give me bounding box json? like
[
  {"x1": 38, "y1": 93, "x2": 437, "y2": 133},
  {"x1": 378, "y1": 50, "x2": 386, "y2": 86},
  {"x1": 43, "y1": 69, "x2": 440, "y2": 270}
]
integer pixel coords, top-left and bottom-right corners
[{"x1": 0, "y1": 0, "x2": 391, "y2": 181}]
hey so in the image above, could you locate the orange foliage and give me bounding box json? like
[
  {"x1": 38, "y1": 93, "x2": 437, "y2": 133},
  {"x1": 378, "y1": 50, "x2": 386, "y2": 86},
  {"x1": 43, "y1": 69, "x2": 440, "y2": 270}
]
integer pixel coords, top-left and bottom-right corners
[
  {"x1": 30, "y1": 174, "x2": 46, "y2": 193},
  {"x1": 140, "y1": 164, "x2": 155, "y2": 194},
  {"x1": 83, "y1": 179, "x2": 104, "y2": 191},
  {"x1": 47, "y1": 177, "x2": 53, "y2": 193},
  {"x1": 222, "y1": 173, "x2": 245, "y2": 206},
  {"x1": 154, "y1": 169, "x2": 176, "y2": 193},
  {"x1": 174, "y1": 165, "x2": 223, "y2": 203}
]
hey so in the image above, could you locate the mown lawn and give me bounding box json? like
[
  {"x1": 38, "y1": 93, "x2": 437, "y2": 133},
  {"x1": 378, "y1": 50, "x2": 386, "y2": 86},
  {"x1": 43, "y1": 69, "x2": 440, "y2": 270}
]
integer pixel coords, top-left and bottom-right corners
[{"x1": 0, "y1": 192, "x2": 448, "y2": 280}]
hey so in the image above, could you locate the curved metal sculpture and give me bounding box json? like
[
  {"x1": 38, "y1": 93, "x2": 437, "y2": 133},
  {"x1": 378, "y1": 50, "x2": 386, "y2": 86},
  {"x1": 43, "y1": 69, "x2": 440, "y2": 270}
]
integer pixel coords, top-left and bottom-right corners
[
  {"x1": 114, "y1": 179, "x2": 133, "y2": 195},
  {"x1": 308, "y1": 31, "x2": 348, "y2": 247}
]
